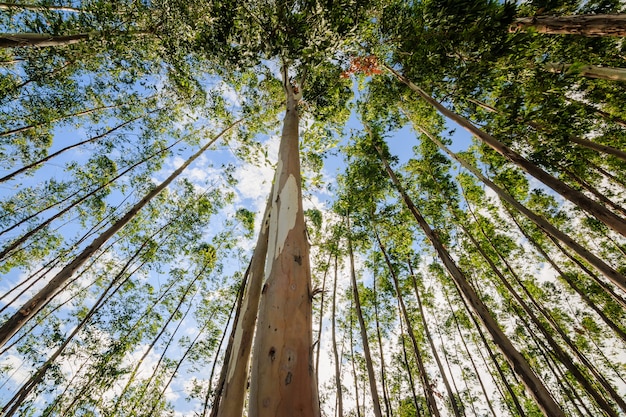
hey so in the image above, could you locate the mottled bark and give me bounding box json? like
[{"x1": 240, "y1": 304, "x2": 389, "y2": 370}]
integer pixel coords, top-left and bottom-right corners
[
  {"x1": 510, "y1": 14, "x2": 626, "y2": 37},
  {"x1": 248, "y1": 65, "x2": 319, "y2": 417},
  {"x1": 217, "y1": 198, "x2": 271, "y2": 417}
]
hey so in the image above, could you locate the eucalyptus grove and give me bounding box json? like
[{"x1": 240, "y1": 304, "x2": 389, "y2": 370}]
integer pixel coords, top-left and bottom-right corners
[{"x1": 1, "y1": 0, "x2": 625, "y2": 416}]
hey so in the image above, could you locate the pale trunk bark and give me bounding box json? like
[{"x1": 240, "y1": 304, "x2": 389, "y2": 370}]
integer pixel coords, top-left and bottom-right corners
[
  {"x1": 0, "y1": 3, "x2": 82, "y2": 12},
  {"x1": 248, "y1": 66, "x2": 319, "y2": 417},
  {"x1": 346, "y1": 219, "x2": 383, "y2": 417},
  {"x1": 374, "y1": 142, "x2": 566, "y2": 417},
  {"x1": 388, "y1": 66, "x2": 626, "y2": 237},
  {"x1": 331, "y1": 254, "x2": 344, "y2": 417},
  {"x1": 510, "y1": 14, "x2": 626, "y2": 37},
  {"x1": 216, "y1": 198, "x2": 271, "y2": 417},
  {"x1": 0, "y1": 120, "x2": 241, "y2": 348},
  {"x1": 0, "y1": 33, "x2": 94, "y2": 48}
]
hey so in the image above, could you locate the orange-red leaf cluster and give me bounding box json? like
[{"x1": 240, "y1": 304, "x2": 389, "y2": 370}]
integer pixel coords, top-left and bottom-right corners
[{"x1": 340, "y1": 55, "x2": 383, "y2": 78}]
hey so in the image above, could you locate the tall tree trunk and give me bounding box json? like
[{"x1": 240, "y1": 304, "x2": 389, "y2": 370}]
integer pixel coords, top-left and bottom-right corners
[
  {"x1": 373, "y1": 140, "x2": 567, "y2": 417},
  {"x1": 346, "y1": 217, "x2": 384, "y2": 417},
  {"x1": 216, "y1": 198, "x2": 271, "y2": 417},
  {"x1": 373, "y1": 229, "x2": 441, "y2": 417},
  {"x1": 372, "y1": 269, "x2": 392, "y2": 417},
  {"x1": 349, "y1": 297, "x2": 362, "y2": 417},
  {"x1": 510, "y1": 14, "x2": 626, "y2": 37},
  {"x1": 407, "y1": 260, "x2": 463, "y2": 417},
  {"x1": 545, "y1": 62, "x2": 626, "y2": 82},
  {"x1": 388, "y1": 66, "x2": 626, "y2": 237},
  {"x1": 0, "y1": 119, "x2": 241, "y2": 348},
  {"x1": 0, "y1": 3, "x2": 82, "y2": 12},
  {"x1": 397, "y1": 301, "x2": 423, "y2": 417},
  {"x1": 0, "y1": 33, "x2": 95, "y2": 48},
  {"x1": 331, "y1": 254, "x2": 344, "y2": 417},
  {"x1": 248, "y1": 65, "x2": 319, "y2": 417},
  {"x1": 410, "y1": 123, "x2": 626, "y2": 294}
]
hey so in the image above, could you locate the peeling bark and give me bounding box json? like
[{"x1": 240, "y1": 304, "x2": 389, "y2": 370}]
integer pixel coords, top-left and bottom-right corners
[
  {"x1": 510, "y1": 14, "x2": 626, "y2": 37},
  {"x1": 248, "y1": 65, "x2": 319, "y2": 417}
]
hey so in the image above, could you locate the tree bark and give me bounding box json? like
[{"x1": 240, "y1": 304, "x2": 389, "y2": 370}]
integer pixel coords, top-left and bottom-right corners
[
  {"x1": 331, "y1": 254, "x2": 344, "y2": 417},
  {"x1": 374, "y1": 229, "x2": 441, "y2": 417},
  {"x1": 374, "y1": 140, "x2": 567, "y2": 417},
  {"x1": 545, "y1": 62, "x2": 626, "y2": 82},
  {"x1": 248, "y1": 65, "x2": 319, "y2": 417},
  {"x1": 0, "y1": 119, "x2": 242, "y2": 349},
  {"x1": 388, "y1": 65, "x2": 626, "y2": 238},
  {"x1": 216, "y1": 198, "x2": 271, "y2": 417},
  {"x1": 0, "y1": 3, "x2": 82, "y2": 12},
  {"x1": 510, "y1": 14, "x2": 626, "y2": 37},
  {"x1": 0, "y1": 33, "x2": 94, "y2": 48},
  {"x1": 346, "y1": 218, "x2": 384, "y2": 417}
]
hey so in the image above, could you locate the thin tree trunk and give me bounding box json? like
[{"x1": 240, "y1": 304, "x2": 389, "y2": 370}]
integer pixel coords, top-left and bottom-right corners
[
  {"x1": 0, "y1": 3, "x2": 83, "y2": 12},
  {"x1": 411, "y1": 123, "x2": 626, "y2": 294},
  {"x1": 0, "y1": 134, "x2": 190, "y2": 259},
  {"x1": 349, "y1": 297, "x2": 362, "y2": 417},
  {"x1": 388, "y1": 66, "x2": 626, "y2": 237},
  {"x1": 248, "y1": 65, "x2": 319, "y2": 417},
  {"x1": 448, "y1": 303, "x2": 498, "y2": 417},
  {"x1": 216, "y1": 198, "x2": 271, "y2": 417},
  {"x1": 398, "y1": 301, "x2": 422, "y2": 417},
  {"x1": 372, "y1": 269, "x2": 392, "y2": 417},
  {"x1": 510, "y1": 14, "x2": 626, "y2": 37},
  {"x1": 0, "y1": 119, "x2": 242, "y2": 348},
  {"x1": 374, "y1": 229, "x2": 441, "y2": 417},
  {"x1": 0, "y1": 111, "x2": 154, "y2": 183},
  {"x1": 0, "y1": 30, "x2": 150, "y2": 48},
  {"x1": 0, "y1": 32, "x2": 94, "y2": 48},
  {"x1": 563, "y1": 168, "x2": 626, "y2": 216},
  {"x1": 0, "y1": 102, "x2": 121, "y2": 138},
  {"x1": 407, "y1": 259, "x2": 463, "y2": 417},
  {"x1": 346, "y1": 217, "x2": 384, "y2": 417},
  {"x1": 373, "y1": 140, "x2": 566, "y2": 417},
  {"x1": 202, "y1": 289, "x2": 239, "y2": 417},
  {"x1": 332, "y1": 253, "x2": 344, "y2": 417},
  {"x1": 545, "y1": 62, "x2": 626, "y2": 82},
  {"x1": 0, "y1": 225, "x2": 166, "y2": 415},
  {"x1": 315, "y1": 252, "x2": 331, "y2": 384},
  {"x1": 467, "y1": 97, "x2": 626, "y2": 162}
]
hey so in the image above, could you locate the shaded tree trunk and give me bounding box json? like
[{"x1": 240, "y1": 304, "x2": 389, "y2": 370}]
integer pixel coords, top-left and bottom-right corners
[
  {"x1": 510, "y1": 14, "x2": 626, "y2": 37},
  {"x1": 216, "y1": 198, "x2": 271, "y2": 417},
  {"x1": 545, "y1": 62, "x2": 626, "y2": 82},
  {"x1": 347, "y1": 217, "x2": 384, "y2": 417}
]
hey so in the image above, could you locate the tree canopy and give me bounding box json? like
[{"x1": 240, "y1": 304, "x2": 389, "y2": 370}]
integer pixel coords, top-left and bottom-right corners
[{"x1": 1, "y1": 0, "x2": 625, "y2": 416}]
